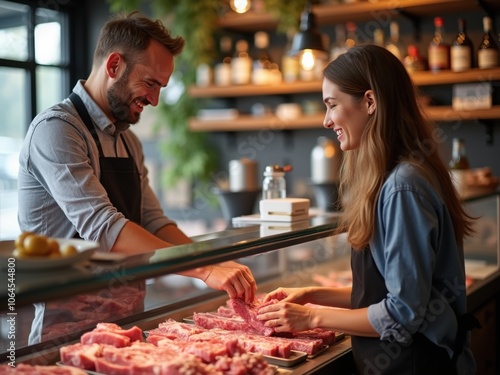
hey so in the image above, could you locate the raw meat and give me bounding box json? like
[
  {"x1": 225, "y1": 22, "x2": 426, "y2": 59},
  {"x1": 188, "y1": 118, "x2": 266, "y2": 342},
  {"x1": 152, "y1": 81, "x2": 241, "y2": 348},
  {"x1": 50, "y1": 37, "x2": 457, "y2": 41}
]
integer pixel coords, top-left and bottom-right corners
[
  {"x1": 0, "y1": 364, "x2": 87, "y2": 374},
  {"x1": 227, "y1": 298, "x2": 277, "y2": 336},
  {"x1": 59, "y1": 342, "x2": 102, "y2": 370}
]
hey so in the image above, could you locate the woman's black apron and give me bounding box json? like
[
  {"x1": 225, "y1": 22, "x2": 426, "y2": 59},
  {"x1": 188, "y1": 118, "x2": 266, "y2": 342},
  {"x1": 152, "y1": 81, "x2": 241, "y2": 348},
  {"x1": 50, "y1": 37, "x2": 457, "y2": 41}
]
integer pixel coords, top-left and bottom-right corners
[
  {"x1": 350, "y1": 247, "x2": 457, "y2": 375},
  {"x1": 69, "y1": 92, "x2": 142, "y2": 225}
]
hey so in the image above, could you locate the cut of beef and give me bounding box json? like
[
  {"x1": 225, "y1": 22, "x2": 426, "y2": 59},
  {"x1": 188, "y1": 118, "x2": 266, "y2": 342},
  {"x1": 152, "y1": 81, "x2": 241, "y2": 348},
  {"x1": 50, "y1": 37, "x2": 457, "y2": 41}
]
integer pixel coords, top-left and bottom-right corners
[
  {"x1": 227, "y1": 298, "x2": 276, "y2": 336},
  {"x1": 80, "y1": 330, "x2": 130, "y2": 347},
  {"x1": 94, "y1": 323, "x2": 142, "y2": 342},
  {"x1": 0, "y1": 364, "x2": 88, "y2": 374},
  {"x1": 154, "y1": 318, "x2": 206, "y2": 340},
  {"x1": 193, "y1": 312, "x2": 252, "y2": 332},
  {"x1": 59, "y1": 342, "x2": 103, "y2": 370}
]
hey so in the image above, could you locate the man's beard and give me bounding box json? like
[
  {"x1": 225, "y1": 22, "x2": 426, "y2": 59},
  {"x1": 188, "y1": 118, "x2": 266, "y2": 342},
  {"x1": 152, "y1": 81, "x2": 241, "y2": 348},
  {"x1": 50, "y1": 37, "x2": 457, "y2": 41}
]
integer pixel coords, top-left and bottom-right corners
[{"x1": 107, "y1": 71, "x2": 141, "y2": 124}]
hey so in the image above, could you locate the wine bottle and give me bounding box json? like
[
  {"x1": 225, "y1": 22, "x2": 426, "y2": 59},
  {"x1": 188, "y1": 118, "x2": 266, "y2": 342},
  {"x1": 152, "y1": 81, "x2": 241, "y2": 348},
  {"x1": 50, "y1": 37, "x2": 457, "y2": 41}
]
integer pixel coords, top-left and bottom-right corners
[
  {"x1": 214, "y1": 36, "x2": 232, "y2": 87},
  {"x1": 385, "y1": 21, "x2": 405, "y2": 61},
  {"x1": 449, "y1": 138, "x2": 470, "y2": 197},
  {"x1": 231, "y1": 39, "x2": 252, "y2": 85},
  {"x1": 404, "y1": 45, "x2": 427, "y2": 73},
  {"x1": 281, "y1": 30, "x2": 300, "y2": 83},
  {"x1": 428, "y1": 17, "x2": 450, "y2": 71},
  {"x1": 477, "y1": 16, "x2": 499, "y2": 69},
  {"x1": 330, "y1": 24, "x2": 348, "y2": 61},
  {"x1": 373, "y1": 28, "x2": 384, "y2": 47},
  {"x1": 345, "y1": 22, "x2": 358, "y2": 50},
  {"x1": 450, "y1": 18, "x2": 473, "y2": 72},
  {"x1": 252, "y1": 31, "x2": 272, "y2": 85}
]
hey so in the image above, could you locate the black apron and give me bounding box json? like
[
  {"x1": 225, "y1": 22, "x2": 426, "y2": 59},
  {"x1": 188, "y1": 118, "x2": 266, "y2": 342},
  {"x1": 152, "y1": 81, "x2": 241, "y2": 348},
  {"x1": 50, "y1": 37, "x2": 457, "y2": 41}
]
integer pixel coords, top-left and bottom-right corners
[
  {"x1": 69, "y1": 92, "x2": 142, "y2": 225},
  {"x1": 350, "y1": 247, "x2": 457, "y2": 375}
]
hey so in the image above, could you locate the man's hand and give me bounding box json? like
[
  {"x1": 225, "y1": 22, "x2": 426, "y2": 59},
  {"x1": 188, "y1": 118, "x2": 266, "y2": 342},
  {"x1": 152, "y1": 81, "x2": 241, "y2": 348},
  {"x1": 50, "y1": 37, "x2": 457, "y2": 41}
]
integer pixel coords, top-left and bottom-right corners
[{"x1": 203, "y1": 261, "x2": 256, "y2": 303}]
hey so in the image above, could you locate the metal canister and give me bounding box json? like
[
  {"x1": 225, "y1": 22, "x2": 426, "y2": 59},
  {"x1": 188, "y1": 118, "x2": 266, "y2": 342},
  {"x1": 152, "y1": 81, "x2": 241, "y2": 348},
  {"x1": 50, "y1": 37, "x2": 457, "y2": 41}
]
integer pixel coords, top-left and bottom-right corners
[
  {"x1": 311, "y1": 136, "x2": 340, "y2": 183},
  {"x1": 229, "y1": 158, "x2": 258, "y2": 192}
]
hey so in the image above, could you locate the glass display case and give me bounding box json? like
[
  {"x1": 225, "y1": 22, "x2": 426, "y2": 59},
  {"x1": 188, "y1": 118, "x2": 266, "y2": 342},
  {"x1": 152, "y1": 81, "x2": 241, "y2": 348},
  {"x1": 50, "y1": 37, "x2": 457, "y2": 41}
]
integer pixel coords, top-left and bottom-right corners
[{"x1": 1, "y1": 191, "x2": 498, "y2": 372}]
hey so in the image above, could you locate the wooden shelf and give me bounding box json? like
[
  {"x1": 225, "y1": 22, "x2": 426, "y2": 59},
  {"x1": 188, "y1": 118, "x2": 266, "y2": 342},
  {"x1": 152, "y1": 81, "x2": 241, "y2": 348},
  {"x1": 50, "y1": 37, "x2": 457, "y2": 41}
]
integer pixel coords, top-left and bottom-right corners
[
  {"x1": 411, "y1": 68, "x2": 500, "y2": 86},
  {"x1": 188, "y1": 68, "x2": 500, "y2": 98},
  {"x1": 193, "y1": 0, "x2": 500, "y2": 132},
  {"x1": 188, "y1": 80, "x2": 321, "y2": 98},
  {"x1": 189, "y1": 107, "x2": 500, "y2": 132},
  {"x1": 423, "y1": 106, "x2": 500, "y2": 121},
  {"x1": 218, "y1": 0, "x2": 499, "y2": 32}
]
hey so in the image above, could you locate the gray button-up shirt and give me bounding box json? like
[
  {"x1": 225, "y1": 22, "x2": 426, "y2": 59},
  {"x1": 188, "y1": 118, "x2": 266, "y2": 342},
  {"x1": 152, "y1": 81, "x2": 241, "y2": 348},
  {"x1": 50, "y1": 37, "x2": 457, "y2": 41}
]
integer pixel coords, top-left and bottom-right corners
[{"x1": 18, "y1": 80, "x2": 175, "y2": 252}]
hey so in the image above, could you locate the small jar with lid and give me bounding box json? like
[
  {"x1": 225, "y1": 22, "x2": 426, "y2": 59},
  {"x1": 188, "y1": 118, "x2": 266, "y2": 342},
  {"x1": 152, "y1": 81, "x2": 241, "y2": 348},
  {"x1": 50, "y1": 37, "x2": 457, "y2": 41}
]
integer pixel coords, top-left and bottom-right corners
[{"x1": 262, "y1": 165, "x2": 290, "y2": 199}]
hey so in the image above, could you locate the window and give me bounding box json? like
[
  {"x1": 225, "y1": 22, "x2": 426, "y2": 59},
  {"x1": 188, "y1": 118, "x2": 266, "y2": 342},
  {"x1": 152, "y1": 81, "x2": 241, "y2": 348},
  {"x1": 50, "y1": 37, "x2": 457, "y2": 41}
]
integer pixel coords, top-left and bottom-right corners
[{"x1": 0, "y1": 0, "x2": 70, "y2": 239}]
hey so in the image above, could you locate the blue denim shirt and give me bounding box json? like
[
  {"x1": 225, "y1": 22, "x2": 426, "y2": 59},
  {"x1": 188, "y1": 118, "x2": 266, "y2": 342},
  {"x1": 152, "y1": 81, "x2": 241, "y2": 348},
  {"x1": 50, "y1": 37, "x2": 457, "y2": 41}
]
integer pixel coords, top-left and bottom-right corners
[{"x1": 367, "y1": 163, "x2": 475, "y2": 374}]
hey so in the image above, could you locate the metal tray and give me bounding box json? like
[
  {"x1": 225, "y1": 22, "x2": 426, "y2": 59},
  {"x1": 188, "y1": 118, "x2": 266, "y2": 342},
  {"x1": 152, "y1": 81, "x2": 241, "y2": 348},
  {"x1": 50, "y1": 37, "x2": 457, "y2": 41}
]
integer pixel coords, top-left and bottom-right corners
[{"x1": 263, "y1": 350, "x2": 308, "y2": 367}]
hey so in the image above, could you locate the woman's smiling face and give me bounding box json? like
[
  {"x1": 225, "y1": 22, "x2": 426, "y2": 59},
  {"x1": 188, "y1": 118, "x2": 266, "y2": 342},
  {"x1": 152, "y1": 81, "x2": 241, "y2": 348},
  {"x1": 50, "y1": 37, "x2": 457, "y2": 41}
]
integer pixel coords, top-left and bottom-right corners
[{"x1": 322, "y1": 78, "x2": 373, "y2": 151}]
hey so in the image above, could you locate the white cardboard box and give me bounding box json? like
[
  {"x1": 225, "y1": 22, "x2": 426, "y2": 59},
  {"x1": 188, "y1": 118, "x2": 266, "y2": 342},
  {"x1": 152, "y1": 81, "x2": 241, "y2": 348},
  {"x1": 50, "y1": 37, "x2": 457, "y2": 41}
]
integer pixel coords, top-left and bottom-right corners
[{"x1": 259, "y1": 198, "x2": 310, "y2": 222}]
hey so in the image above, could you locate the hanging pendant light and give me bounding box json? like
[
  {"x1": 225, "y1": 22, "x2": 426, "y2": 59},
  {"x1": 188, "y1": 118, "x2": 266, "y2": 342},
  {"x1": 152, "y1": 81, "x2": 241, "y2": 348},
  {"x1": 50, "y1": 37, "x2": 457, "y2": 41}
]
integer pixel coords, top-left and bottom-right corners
[{"x1": 290, "y1": 1, "x2": 328, "y2": 71}]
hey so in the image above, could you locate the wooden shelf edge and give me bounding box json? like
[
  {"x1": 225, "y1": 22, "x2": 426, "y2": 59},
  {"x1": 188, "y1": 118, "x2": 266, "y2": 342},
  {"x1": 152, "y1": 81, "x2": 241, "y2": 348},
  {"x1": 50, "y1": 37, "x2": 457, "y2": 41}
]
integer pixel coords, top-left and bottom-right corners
[
  {"x1": 189, "y1": 114, "x2": 324, "y2": 132},
  {"x1": 412, "y1": 68, "x2": 500, "y2": 86},
  {"x1": 188, "y1": 81, "x2": 322, "y2": 98},
  {"x1": 189, "y1": 107, "x2": 500, "y2": 132},
  {"x1": 423, "y1": 106, "x2": 500, "y2": 121},
  {"x1": 188, "y1": 68, "x2": 500, "y2": 98}
]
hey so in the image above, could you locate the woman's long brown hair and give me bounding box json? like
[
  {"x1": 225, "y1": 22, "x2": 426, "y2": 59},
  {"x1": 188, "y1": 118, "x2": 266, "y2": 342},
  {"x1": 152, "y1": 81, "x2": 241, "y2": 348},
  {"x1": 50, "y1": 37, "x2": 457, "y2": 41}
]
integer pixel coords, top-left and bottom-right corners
[{"x1": 323, "y1": 45, "x2": 474, "y2": 250}]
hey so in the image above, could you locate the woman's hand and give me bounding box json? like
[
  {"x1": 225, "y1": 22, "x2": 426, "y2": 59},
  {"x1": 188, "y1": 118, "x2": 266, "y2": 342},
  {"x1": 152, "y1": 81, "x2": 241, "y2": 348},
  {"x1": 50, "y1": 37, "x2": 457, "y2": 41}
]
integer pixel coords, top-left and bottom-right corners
[
  {"x1": 263, "y1": 287, "x2": 311, "y2": 305},
  {"x1": 203, "y1": 261, "x2": 256, "y2": 303},
  {"x1": 257, "y1": 301, "x2": 315, "y2": 333}
]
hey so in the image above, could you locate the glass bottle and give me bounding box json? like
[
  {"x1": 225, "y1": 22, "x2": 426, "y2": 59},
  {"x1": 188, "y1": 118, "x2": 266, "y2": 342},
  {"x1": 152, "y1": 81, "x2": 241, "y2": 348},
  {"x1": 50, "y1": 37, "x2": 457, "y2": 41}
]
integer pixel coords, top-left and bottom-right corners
[
  {"x1": 451, "y1": 18, "x2": 473, "y2": 72},
  {"x1": 231, "y1": 39, "x2": 252, "y2": 85},
  {"x1": 449, "y1": 138, "x2": 470, "y2": 197},
  {"x1": 281, "y1": 30, "x2": 300, "y2": 83},
  {"x1": 477, "y1": 16, "x2": 499, "y2": 69},
  {"x1": 404, "y1": 45, "x2": 427, "y2": 73},
  {"x1": 449, "y1": 138, "x2": 470, "y2": 170},
  {"x1": 373, "y1": 28, "x2": 384, "y2": 47},
  {"x1": 345, "y1": 22, "x2": 358, "y2": 50},
  {"x1": 385, "y1": 21, "x2": 405, "y2": 61},
  {"x1": 262, "y1": 165, "x2": 287, "y2": 199},
  {"x1": 428, "y1": 17, "x2": 450, "y2": 72},
  {"x1": 252, "y1": 31, "x2": 272, "y2": 85},
  {"x1": 330, "y1": 24, "x2": 348, "y2": 61},
  {"x1": 214, "y1": 36, "x2": 232, "y2": 87}
]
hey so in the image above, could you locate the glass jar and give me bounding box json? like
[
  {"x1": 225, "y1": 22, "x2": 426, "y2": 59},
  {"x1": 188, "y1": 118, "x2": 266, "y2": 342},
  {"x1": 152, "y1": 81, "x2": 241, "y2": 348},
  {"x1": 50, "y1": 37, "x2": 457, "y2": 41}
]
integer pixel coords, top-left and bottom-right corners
[{"x1": 262, "y1": 165, "x2": 287, "y2": 199}]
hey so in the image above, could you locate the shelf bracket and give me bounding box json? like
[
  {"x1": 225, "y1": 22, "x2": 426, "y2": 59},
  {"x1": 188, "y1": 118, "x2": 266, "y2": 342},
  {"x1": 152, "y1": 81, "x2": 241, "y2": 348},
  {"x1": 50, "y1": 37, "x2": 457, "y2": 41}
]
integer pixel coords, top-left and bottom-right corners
[
  {"x1": 394, "y1": 8, "x2": 421, "y2": 41},
  {"x1": 477, "y1": 119, "x2": 495, "y2": 145}
]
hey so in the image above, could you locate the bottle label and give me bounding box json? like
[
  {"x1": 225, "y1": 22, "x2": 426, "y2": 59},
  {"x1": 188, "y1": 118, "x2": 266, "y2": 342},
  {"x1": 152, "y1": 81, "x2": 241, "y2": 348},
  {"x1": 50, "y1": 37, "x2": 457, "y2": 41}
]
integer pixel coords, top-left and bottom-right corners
[
  {"x1": 428, "y1": 46, "x2": 450, "y2": 70},
  {"x1": 478, "y1": 49, "x2": 499, "y2": 69},
  {"x1": 450, "y1": 46, "x2": 471, "y2": 71}
]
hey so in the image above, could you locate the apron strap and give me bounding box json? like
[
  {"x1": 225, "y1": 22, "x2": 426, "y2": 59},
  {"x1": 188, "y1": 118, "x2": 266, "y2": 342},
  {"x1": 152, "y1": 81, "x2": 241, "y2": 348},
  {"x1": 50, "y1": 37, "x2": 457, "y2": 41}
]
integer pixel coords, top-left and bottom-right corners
[
  {"x1": 69, "y1": 92, "x2": 105, "y2": 156},
  {"x1": 452, "y1": 312, "x2": 481, "y2": 363}
]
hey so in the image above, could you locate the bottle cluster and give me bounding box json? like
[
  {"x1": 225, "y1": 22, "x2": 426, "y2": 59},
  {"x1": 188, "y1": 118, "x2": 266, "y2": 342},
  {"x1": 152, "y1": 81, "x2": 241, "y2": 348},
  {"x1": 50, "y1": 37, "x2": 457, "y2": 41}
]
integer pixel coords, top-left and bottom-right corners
[
  {"x1": 428, "y1": 16, "x2": 499, "y2": 72},
  {"x1": 196, "y1": 16, "x2": 500, "y2": 87},
  {"x1": 197, "y1": 31, "x2": 284, "y2": 87}
]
